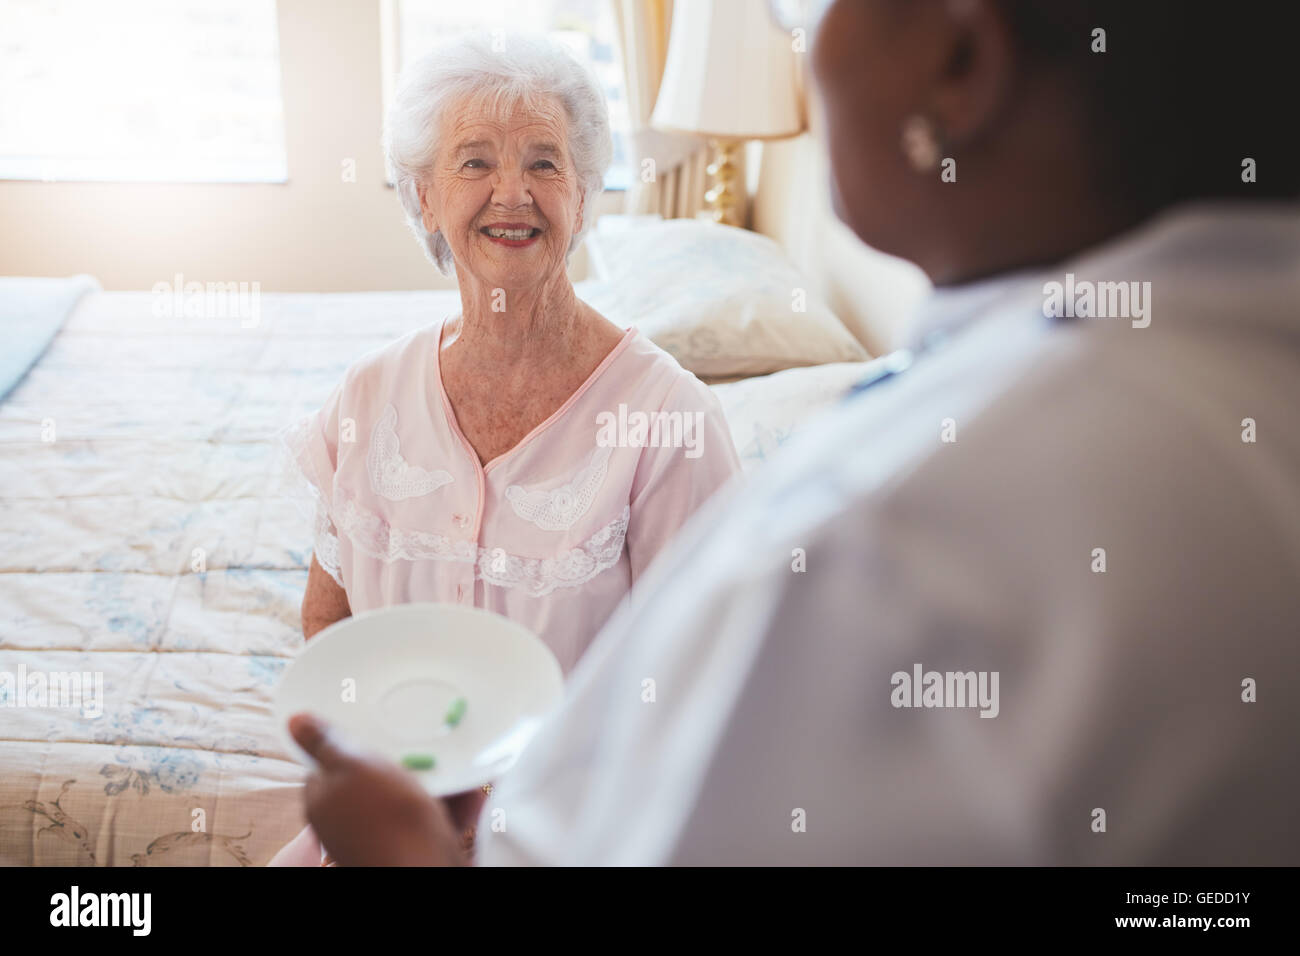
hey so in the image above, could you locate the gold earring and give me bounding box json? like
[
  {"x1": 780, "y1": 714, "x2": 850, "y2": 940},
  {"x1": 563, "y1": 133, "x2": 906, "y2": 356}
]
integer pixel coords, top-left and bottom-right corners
[{"x1": 901, "y1": 114, "x2": 943, "y2": 172}]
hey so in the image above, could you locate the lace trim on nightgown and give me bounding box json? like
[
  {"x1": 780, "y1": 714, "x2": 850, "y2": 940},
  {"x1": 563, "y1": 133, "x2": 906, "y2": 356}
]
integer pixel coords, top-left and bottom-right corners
[
  {"x1": 368, "y1": 403, "x2": 454, "y2": 501},
  {"x1": 332, "y1": 486, "x2": 630, "y2": 597},
  {"x1": 477, "y1": 505, "x2": 629, "y2": 596},
  {"x1": 333, "y1": 491, "x2": 478, "y2": 565},
  {"x1": 276, "y1": 414, "x2": 345, "y2": 588},
  {"x1": 312, "y1": 499, "x2": 345, "y2": 588},
  {"x1": 504, "y1": 445, "x2": 613, "y2": 531}
]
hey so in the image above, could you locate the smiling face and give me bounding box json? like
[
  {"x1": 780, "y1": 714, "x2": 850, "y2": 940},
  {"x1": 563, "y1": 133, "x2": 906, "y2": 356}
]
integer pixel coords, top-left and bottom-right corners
[{"x1": 418, "y1": 93, "x2": 584, "y2": 292}]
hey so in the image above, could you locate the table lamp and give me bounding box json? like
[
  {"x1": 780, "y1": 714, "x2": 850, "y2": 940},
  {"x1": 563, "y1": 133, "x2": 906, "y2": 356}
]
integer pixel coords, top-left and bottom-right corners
[{"x1": 650, "y1": 0, "x2": 806, "y2": 226}]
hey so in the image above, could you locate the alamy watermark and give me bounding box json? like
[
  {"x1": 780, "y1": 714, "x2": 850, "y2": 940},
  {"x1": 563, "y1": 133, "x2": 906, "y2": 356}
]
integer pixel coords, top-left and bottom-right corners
[
  {"x1": 0, "y1": 664, "x2": 104, "y2": 718},
  {"x1": 50, "y1": 886, "x2": 150, "y2": 935},
  {"x1": 1043, "y1": 273, "x2": 1151, "y2": 328},
  {"x1": 150, "y1": 272, "x2": 260, "y2": 328},
  {"x1": 890, "y1": 663, "x2": 999, "y2": 718},
  {"x1": 596, "y1": 404, "x2": 705, "y2": 459}
]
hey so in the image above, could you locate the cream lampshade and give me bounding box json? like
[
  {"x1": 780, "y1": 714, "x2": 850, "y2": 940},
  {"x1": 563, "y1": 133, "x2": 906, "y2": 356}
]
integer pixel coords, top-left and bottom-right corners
[{"x1": 650, "y1": 0, "x2": 806, "y2": 226}]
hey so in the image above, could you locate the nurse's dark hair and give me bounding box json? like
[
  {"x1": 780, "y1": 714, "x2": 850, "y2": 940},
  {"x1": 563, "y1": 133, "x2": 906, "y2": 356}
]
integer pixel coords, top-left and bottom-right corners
[{"x1": 996, "y1": 0, "x2": 1299, "y2": 204}]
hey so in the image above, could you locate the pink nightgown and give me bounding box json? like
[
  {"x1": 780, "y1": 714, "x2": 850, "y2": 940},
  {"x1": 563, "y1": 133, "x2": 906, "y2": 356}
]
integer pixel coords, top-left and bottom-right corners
[
  {"x1": 282, "y1": 317, "x2": 742, "y2": 676},
  {"x1": 270, "y1": 318, "x2": 740, "y2": 866}
]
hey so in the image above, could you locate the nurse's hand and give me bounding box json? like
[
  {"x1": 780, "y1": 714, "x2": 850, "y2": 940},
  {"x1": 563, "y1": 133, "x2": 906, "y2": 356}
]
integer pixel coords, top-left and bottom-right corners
[{"x1": 289, "y1": 712, "x2": 467, "y2": 866}]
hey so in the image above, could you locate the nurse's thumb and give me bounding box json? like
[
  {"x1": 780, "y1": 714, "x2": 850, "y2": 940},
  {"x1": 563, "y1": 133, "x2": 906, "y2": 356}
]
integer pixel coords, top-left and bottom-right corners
[{"x1": 289, "y1": 712, "x2": 356, "y2": 771}]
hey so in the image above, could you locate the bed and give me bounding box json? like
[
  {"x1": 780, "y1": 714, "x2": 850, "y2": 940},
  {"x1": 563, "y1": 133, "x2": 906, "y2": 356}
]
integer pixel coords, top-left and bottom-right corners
[{"x1": 0, "y1": 224, "x2": 879, "y2": 866}]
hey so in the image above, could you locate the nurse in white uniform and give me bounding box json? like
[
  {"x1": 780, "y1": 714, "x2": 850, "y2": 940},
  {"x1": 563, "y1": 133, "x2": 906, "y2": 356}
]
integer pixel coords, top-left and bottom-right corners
[{"x1": 286, "y1": 0, "x2": 1300, "y2": 865}]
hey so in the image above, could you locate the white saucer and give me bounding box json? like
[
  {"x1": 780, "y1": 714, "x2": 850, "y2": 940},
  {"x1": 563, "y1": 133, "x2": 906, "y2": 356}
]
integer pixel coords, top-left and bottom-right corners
[{"x1": 273, "y1": 602, "x2": 563, "y2": 796}]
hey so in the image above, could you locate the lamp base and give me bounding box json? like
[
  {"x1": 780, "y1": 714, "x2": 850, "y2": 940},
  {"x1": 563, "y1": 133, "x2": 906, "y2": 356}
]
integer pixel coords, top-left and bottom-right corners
[{"x1": 704, "y1": 139, "x2": 743, "y2": 226}]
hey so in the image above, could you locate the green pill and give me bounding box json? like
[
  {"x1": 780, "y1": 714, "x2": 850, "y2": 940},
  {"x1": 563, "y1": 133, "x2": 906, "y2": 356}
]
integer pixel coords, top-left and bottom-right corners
[
  {"x1": 401, "y1": 753, "x2": 436, "y2": 771},
  {"x1": 444, "y1": 697, "x2": 467, "y2": 728}
]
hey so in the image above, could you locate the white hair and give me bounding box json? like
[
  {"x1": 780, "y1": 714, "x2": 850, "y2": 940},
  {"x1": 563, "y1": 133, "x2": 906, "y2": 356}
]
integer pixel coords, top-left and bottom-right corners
[{"x1": 383, "y1": 31, "x2": 613, "y2": 276}]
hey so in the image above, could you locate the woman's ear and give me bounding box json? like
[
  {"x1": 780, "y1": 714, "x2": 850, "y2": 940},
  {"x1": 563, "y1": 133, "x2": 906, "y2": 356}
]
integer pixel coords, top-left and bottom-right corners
[
  {"x1": 928, "y1": 0, "x2": 1016, "y2": 147},
  {"x1": 417, "y1": 182, "x2": 438, "y2": 234}
]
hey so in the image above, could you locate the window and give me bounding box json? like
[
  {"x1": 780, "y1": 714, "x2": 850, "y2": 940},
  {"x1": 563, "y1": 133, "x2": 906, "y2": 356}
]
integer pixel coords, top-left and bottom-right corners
[
  {"x1": 390, "y1": 0, "x2": 632, "y2": 190},
  {"x1": 0, "y1": 0, "x2": 287, "y2": 182}
]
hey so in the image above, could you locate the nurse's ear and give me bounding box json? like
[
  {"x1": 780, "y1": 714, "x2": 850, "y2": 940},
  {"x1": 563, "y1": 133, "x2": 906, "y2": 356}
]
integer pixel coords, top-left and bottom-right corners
[{"x1": 924, "y1": 0, "x2": 1017, "y2": 149}]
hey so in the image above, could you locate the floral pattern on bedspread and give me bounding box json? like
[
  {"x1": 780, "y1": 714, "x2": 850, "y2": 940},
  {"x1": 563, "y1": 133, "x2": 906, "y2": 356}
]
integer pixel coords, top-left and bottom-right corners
[
  {"x1": 0, "y1": 288, "x2": 871, "y2": 865},
  {"x1": 0, "y1": 291, "x2": 454, "y2": 866},
  {"x1": 709, "y1": 361, "x2": 875, "y2": 469}
]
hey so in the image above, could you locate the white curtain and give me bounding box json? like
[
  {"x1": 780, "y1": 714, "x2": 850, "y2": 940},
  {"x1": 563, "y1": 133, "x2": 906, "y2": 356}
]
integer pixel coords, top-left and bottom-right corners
[{"x1": 610, "y1": 0, "x2": 711, "y2": 219}]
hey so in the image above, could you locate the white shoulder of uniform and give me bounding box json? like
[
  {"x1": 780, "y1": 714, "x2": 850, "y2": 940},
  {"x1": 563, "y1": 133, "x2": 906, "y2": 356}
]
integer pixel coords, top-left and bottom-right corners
[{"x1": 477, "y1": 203, "x2": 1300, "y2": 866}]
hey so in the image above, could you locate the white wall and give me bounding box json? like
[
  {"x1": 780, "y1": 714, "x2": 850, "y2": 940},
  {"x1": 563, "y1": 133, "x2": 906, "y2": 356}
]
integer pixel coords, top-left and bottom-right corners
[{"x1": 0, "y1": 0, "x2": 614, "y2": 292}]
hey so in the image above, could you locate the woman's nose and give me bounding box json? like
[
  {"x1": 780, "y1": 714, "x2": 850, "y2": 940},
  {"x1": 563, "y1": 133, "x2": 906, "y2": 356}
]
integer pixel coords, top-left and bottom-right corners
[{"x1": 490, "y1": 168, "x2": 532, "y2": 208}]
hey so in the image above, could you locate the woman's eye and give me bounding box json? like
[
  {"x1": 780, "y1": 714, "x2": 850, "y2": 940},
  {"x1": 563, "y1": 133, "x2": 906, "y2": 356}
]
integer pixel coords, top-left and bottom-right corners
[
  {"x1": 463, "y1": 159, "x2": 486, "y2": 169},
  {"x1": 533, "y1": 160, "x2": 556, "y2": 170}
]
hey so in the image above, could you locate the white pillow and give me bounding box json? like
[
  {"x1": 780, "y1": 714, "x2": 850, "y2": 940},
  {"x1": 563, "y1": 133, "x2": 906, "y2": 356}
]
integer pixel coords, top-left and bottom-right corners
[{"x1": 578, "y1": 219, "x2": 868, "y2": 378}]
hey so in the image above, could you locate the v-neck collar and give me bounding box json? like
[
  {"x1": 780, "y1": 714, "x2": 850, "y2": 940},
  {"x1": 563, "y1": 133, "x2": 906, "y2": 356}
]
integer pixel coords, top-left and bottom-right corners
[{"x1": 430, "y1": 316, "x2": 638, "y2": 474}]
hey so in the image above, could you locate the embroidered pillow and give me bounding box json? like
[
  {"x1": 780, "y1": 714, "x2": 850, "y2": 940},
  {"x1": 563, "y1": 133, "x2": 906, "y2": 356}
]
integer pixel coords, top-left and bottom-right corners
[{"x1": 579, "y1": 218, "x2": 868, "y2": 378}]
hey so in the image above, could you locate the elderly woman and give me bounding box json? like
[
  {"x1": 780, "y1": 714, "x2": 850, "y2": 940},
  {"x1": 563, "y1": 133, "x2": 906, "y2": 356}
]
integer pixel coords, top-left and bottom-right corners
[{"x1": 271, "y1": 32, "x2": 740, "y2": 865}]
